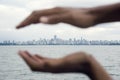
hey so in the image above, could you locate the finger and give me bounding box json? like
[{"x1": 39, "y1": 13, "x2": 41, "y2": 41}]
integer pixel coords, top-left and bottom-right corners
[
  {"x1": 24, "y1": 51, "x2": 41, "y2": 62},
  {"x1": 40, "y1": 13, "x2": 70, "y2": 24},
  {"x1": 16, "y1": 13, "x2": 38, "y2": 29},
  {"x1": 16, "y1": 7, "x2": 64, "y2": 29},
  {"x1": 19, "y1": 51, "x2": 36, "y2": 66},
  {"x1": 32, "y1": 55, "x2": 42, "y2": 62},
  {"x1": 35, "y1": 54, "x2": 44, "y2": 59},
  {"x1": 35, "y1": 54, "x2": 52, "y2": 60},
  {"x1": 24, "y1": 51, "x2": 33, "y2": 57},
  {"x1": 37, "y1": 7, "x2": 64, "y2": 16}
]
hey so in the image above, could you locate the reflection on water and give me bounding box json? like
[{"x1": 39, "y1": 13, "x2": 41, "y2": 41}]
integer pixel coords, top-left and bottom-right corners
[{"x1": 0, "y1": 46, "x2": 120, "y2": 80}]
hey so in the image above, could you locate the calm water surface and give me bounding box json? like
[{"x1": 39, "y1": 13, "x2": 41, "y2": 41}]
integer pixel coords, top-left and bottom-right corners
[{"x1": 0, "y1": 46, "x2": 120, "y2": 80}]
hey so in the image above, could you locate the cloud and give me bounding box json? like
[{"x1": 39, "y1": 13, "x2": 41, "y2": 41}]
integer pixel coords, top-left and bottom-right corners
[
  {"x1": 0, "y1": 4, "x2": 29, "y2": 29},
  {"x1": 0, "y1": 0, "x2": 30, "y2": 8},
  {"x1": 26, "y1": 0, "x2": 120, "y2": 10}
]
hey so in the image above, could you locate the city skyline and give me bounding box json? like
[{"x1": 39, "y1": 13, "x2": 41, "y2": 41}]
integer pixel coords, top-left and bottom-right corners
[{"x1": 0, "y1": 35, "x2": 120, "y2": 45}]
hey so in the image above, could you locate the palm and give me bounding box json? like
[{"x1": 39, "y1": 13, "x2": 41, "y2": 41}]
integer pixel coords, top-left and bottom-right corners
[{"x1": 19, "y1": 51, "x2": 90, "y2": 73}]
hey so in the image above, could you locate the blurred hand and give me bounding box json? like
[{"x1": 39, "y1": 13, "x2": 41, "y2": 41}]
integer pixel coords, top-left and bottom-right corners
[
  {"x1": 19, "y1": 51, "x2": 91, "y2": 73},
  {"x1": 16, "y1": 7, "x2": 96, "y2": 29}
]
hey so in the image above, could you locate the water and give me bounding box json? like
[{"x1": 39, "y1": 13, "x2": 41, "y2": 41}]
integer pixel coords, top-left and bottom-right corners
[{"x1": 0, "y1": 45, "x2": 120, "y2": 80}]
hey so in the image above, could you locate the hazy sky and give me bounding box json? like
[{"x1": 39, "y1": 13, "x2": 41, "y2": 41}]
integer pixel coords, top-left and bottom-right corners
[{"x1": 0, "y1": 0, "x2": 120, "y2": 41}]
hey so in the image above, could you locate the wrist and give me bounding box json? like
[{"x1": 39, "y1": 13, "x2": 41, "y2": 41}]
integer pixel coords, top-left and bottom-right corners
[
  {"x1": 88, "y1": 3, "x2": 120, "y2": 25},
  {"x1": 81, "y1": 54, "x2": 95, "y2": 78},
  {"x1": 85, "y1": 55, "x2": 113, "y2": 80}
]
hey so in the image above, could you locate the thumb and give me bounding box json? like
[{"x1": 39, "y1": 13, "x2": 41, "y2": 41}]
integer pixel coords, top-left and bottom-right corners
[{"x1": 39, "y1": 13, "x2": 70, "y2": 24}]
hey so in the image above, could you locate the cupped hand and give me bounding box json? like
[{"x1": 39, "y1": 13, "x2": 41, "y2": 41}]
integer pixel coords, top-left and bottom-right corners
[
  {"x1": 19, "y1": 51, "x2": 91, "y2": 74},
  {"x1": 16, "y1": 7, "x2": 96, "y2": 29}
]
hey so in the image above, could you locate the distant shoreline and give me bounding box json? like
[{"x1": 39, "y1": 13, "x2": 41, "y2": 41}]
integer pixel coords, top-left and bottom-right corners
[
  {"x1": 0, "y1": 45, "x2": 120, "y2": 46},
  {"x1": 1, "y1": 35, "x2": 120, "y2": 46}
]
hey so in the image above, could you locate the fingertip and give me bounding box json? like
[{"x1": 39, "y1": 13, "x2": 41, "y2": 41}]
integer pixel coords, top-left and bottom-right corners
[
  {"x1": 18, "y1": 50, "x2": 22, "y2": 53},
  {"x1": 18, "y1": 50, "x2": 27, "y2": 55},
  {"x1": 24, "y1": 51, "x2": 32, "y2": 56},
  {"x1": 16, "y1": 23, "x2": 27, "y2": 29},
  {"x1": 16, "y1": 26, "x2": 20, "y2": 29},
  {"x1": 18, "y1": 50, "x2": 24, "y2": 57},
  {"x1": 16, "y1": 25, "x2": 22, "y2": 29},
  {"x1": 16, "y1": 23, "x2": 23, "y2": 28}
]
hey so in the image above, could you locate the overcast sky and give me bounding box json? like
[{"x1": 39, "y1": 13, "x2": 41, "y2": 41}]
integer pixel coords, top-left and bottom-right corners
[{"x1": 0, "y1": 0, "x2": 120, "y2": 41}]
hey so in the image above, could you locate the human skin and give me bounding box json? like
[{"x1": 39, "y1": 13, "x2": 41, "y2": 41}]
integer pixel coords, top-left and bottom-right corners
[
  {"x1": 19, "y1": 51, "x2": 112, "y2": 80},
  {"x1": 16, "y1": 3, "x2": 120, "y2": 80},
  {"x1": 16, "y1": 3, "x2": 120, "y2": 29}
]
